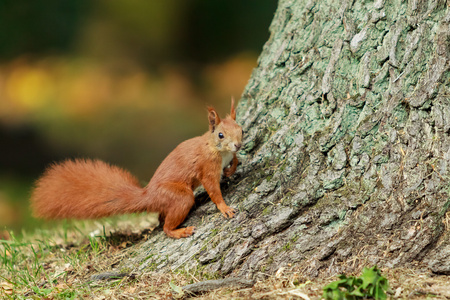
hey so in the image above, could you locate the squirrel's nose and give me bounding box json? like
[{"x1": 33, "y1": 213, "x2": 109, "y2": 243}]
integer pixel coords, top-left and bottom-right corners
[{"x1": 235, "y1": 143, "x2": 242, "y2": 150}]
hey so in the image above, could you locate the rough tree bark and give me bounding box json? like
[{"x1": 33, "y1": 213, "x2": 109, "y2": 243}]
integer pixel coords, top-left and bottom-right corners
[{"x1": 125, "y1": 0, "x2": 450, "y2": 279}]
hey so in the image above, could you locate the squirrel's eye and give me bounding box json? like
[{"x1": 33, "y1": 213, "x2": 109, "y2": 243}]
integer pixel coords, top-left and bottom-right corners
[
  {"x1": 241, "y1": 129, "x2": 244, "y2": 136},
  {"x1": 218, "y1": 132, "x2": 224, "y2": 139}
]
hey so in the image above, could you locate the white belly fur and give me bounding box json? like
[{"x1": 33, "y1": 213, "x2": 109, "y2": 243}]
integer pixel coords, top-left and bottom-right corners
[{"x1": 221, "y1": 152, "x2": 234, "y2": 174}]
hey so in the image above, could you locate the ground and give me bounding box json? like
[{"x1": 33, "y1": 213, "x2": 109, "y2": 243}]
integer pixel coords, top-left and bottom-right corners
[{"x1": 1, "y1": 214, "x2": 450, "y2": 299}]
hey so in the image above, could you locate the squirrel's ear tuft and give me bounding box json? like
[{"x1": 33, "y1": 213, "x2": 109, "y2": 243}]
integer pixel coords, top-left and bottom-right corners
[
  {"x1": 208, "y1": 107, "x2": 221, "y2": 132},
  {"x1": 230, "y1": 97, "x2": 236, "y2": 120}
]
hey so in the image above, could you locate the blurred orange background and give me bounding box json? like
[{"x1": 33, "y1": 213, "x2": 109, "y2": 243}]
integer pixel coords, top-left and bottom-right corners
[{"x1": 0, "y1": 0, "x2": 277, "y2": 233}]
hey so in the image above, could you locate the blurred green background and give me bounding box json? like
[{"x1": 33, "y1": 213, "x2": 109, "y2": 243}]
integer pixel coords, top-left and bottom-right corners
[{"x1": 0, "y1": 0, "x2": 277, "y2": 234}]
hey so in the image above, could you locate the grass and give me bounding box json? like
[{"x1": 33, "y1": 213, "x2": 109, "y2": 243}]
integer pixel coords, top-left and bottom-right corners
[
  {"x1": 2, "y1": 216, "x2": 450, "y2": 299},
  {"x1": 0, "y1": 213, "x2": 167, "y2": 299}
]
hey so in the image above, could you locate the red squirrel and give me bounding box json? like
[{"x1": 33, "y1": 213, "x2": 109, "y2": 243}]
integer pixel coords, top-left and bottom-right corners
[{"x1": 31, "y1": 99, "x2": 242, "y2": 239}]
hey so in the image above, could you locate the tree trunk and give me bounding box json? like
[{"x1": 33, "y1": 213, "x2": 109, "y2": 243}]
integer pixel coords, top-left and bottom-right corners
[{"x1": 128, "y1": 0, "x2": 450, "y2": 278}]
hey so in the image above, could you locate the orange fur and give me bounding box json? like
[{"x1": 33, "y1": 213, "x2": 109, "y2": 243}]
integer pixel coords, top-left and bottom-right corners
[{"x1": 31, "y1": 101, "x2": 242, "y2": 239}]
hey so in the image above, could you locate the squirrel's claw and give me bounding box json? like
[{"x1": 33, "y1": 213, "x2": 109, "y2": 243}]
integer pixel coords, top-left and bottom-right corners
[{"x1": 219, "y1": 205, "x2": 236, "y2": 218}]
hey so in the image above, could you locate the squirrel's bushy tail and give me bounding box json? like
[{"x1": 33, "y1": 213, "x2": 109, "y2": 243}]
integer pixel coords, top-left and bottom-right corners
[{"x1": 31, "y1": 159, "x2": 146, "y2": 219}]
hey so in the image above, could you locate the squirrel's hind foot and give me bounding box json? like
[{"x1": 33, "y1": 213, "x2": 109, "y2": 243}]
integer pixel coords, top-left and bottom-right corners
[{"x1": 164, "y1": 226, "x2": 196, "y2": 239}]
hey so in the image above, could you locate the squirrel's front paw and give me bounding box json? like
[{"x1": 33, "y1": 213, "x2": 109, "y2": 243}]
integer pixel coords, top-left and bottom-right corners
[
  {"x1": 218, "y1": 205, "x2": 235, "y2": 218},
  {"x1": 223, "y1": 168, "x2": 235, "y2": 177}
]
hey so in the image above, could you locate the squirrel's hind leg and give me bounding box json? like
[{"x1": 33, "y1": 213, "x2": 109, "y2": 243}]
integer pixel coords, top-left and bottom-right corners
[{"x1": 158, "y1": 184, "x2": 196, "y2": 239}]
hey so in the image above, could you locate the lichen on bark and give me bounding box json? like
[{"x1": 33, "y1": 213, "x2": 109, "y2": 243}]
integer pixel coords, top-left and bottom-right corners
[{"x1": 127, "y1": 0, "x2": 450, "y2": 278}]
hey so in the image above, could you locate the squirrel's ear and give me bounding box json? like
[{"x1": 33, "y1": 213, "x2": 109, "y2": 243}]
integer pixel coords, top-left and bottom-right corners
[
  {"x1": 208, "y1": 107, "x2": 221, "y2": 132},
  {"x1": 230, "y1": 97, "x2": 236, "y2": 120}
]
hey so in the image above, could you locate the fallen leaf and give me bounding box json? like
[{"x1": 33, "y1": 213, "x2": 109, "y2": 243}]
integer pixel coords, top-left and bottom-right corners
[
  {"x1": 275, "y1": 267, "x2": 285, "y2": 278},
  {"x1": 0, "y1": 281, "x2": 14, "y2": 295}
]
